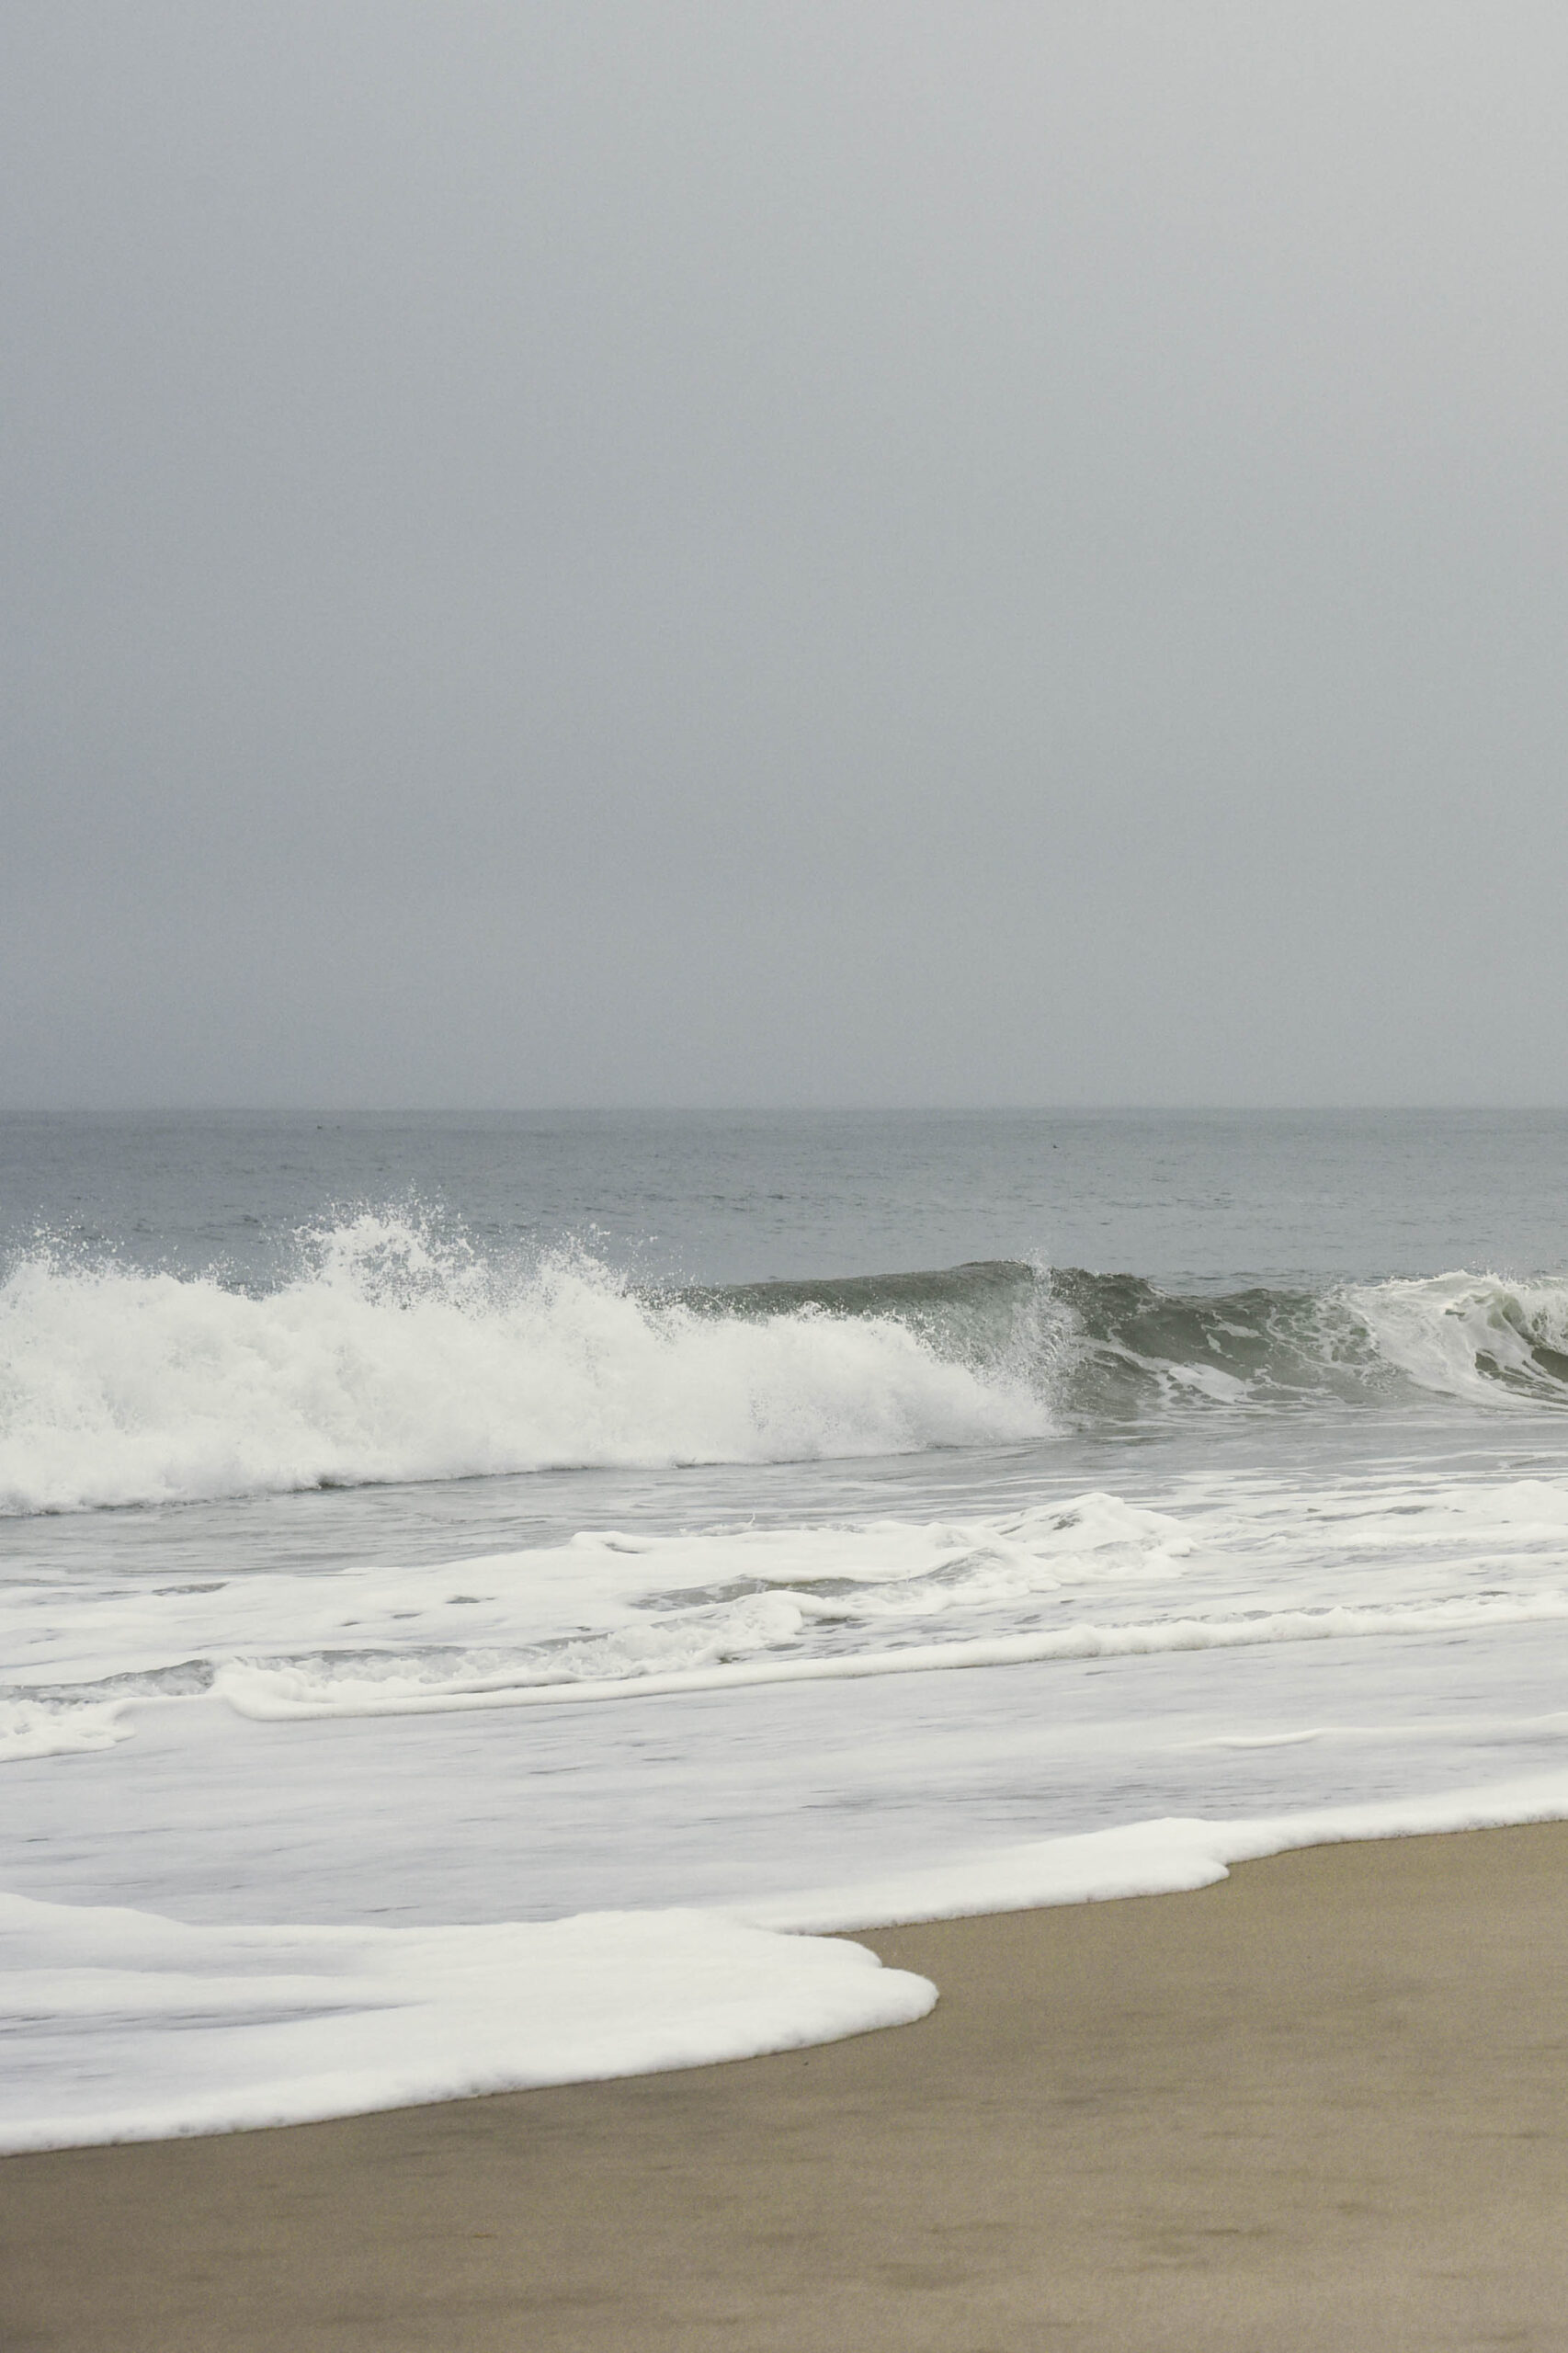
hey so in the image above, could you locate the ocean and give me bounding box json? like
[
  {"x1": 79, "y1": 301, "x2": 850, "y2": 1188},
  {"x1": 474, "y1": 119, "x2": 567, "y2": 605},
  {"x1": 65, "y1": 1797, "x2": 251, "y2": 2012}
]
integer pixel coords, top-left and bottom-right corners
[{"x1": 6, "y1": 1107, "x2": 1568, "y2": 2148}]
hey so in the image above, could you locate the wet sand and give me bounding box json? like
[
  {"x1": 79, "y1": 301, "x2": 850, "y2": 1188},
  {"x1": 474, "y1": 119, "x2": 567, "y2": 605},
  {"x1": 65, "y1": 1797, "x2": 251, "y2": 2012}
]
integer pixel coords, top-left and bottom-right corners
[{"x1": 6, "y1": 1822, "x2": 1568, "y2": 2351}]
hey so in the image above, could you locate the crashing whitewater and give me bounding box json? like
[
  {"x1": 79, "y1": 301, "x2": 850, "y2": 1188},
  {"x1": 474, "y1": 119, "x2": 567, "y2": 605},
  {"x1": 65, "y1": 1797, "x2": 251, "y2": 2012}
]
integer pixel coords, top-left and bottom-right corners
[{"x1": 3, "y1": 1215, "x2": 1567, "y2": 1517}]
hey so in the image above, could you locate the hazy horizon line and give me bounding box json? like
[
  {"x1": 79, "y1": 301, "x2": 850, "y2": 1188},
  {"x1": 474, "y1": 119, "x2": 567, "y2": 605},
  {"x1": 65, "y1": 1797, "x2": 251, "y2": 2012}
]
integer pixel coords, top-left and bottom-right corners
[{"x1": 5, "y1": 1102, "x2": 1567, "y2": 1121}]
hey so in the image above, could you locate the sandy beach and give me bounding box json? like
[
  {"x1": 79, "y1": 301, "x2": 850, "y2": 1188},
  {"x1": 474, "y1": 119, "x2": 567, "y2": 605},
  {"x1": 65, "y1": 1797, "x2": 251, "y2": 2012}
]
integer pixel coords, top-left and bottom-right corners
[{"x1": 6, "y1": 1821, "x2": 1568, "y2": 2351}]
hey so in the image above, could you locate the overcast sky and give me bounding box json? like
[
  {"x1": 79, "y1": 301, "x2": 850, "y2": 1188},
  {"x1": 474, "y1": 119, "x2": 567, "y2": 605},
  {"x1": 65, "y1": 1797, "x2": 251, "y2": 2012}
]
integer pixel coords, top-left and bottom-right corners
[{"x1": 4, "y1": 2, "x2": 1565, "y2": 1106}]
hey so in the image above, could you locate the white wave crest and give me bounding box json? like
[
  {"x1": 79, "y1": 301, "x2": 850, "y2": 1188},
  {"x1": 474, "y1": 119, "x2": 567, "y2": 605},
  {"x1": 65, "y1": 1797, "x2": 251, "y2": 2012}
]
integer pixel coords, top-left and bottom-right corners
[
  {"x1": 1349, "y1": 1271, "x2": 1568, "y2": 1405},
  {"x1": 0, "y1": 1219, "x2": 1047, "y2": 1516}
]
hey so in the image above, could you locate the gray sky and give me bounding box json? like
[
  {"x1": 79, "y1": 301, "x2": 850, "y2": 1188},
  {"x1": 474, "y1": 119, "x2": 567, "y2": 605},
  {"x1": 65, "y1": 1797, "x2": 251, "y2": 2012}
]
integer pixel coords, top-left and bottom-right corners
[{"x1": 4, "y1": 1, "x2": 1566, "y2": 1107}]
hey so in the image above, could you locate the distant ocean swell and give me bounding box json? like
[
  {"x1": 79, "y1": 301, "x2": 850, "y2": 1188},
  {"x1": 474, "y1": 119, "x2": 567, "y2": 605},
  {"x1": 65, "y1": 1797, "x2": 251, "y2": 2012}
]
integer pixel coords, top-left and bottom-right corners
[{"x1": 2, "y1": 1214, "x2": 1566, "y2": 1515}]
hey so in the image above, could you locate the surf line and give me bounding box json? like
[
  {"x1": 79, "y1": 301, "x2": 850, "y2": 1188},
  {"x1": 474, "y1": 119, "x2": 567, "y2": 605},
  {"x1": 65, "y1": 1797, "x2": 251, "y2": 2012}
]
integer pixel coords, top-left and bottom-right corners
[{"x1": 215, "y1": 1588, "x2": 1568, "y2": 1722}]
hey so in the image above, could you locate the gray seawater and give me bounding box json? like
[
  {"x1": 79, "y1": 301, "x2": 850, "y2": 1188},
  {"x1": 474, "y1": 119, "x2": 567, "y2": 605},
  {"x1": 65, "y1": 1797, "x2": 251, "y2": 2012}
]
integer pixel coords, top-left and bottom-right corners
[
  {"x1": 6, "y1": 1105, "x2": 1567, "y2": 1290},
  {"x1": 4, "y1": 1107, "x2": 1568, "y2": 1934}
]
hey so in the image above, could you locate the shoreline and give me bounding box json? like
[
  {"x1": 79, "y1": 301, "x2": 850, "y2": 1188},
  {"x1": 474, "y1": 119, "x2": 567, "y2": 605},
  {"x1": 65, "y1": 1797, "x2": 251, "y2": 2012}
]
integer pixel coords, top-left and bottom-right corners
[{"x1": 7, "y1": 1820, "x2": 1568, "y2": 2349}]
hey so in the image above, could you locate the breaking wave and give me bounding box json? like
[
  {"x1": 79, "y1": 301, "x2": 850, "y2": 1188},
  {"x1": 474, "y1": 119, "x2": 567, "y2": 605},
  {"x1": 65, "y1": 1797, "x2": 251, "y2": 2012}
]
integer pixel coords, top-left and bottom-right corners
[
  {"x1": 0, "y1": 1219, "x2": 1048, "y2": 1517},
  {"x1": 3, "y1": 1214, "x2": 1566, "y2": 1517},
  {"x1": 682, "y1": 1260, "x2": 1568, "y2": 1417},
  {"x1": 1050, "y1": 1265, "x2": 1568, "y2": 1414}
]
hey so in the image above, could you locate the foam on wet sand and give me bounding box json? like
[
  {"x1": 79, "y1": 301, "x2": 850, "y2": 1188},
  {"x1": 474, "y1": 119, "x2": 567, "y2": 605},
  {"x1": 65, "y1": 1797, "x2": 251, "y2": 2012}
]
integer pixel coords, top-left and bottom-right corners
[{"x1": 6, "y1": 1821, "x2": 1568, "y2": 2351}]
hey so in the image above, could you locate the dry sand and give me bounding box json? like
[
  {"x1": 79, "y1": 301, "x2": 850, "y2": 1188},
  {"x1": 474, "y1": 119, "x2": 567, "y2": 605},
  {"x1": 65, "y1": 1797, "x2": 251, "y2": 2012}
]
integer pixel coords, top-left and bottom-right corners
[{"x1": 6, "y1": 1822, "x2": 1568, "y2": 2351}]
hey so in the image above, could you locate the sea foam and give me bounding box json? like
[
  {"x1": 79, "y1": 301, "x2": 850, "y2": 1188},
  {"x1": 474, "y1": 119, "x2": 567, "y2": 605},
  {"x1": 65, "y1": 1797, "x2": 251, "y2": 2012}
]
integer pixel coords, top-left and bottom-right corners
[
  {"x1": 0, "y1": 1893, "x2": 935, "y2": 2154},
  {"x1": 13, "y1": 1768, "x2": 1568, "y2": 2153},
  {"x1": 0, "y1": 1218, "x2": 1046, "y2": 1516},
  {"x1": 11, "y1": 1471, "x2": 1568, "y2": 1758}
]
